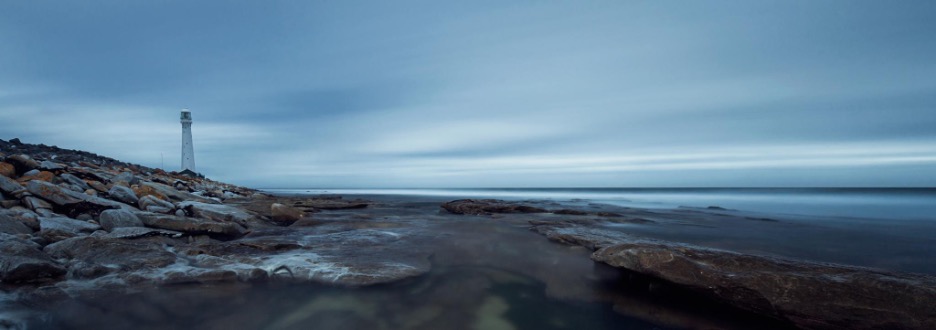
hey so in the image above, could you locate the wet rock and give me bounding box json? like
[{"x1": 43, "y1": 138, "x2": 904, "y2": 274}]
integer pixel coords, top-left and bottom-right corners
[
  {"x1": 107, "y1": 185, "x2": 139, "y2": 206},
  {"x1": 178, "y1": 201, "x2": 255, "y2": 227},
  {"x1": 292, "y1": 198, "x2": 369, "y2": 210},
  {"x1": 0, "y1": 162, "x2": 15, "y2": 178},
  {"x1": 136, "y1": 212, "x2": 246, "y2": 239},
  {"x1": 98, "y1": 209, "x2": 143, "y2": 231},
  {"x1": 44, "y1": 236, "x2": 177, "y2": 272},
  {"x1": 4, "y1": 155, "x2": 39, "y2": 175},
  {"x1": 441, "y1": 199, "x2": 547, "y2": 215},
  {"x1": 591, "y1": 242, "x2": 936, "y2": 330},
  {"x1": 160, "y1": 269, "x2": 239, "y2": 285},
  {"x1": 101, "y1": 227, "x2": 183, "y2": 239},
  {"x1": 0, "y1": 234, "x2": 66, "y2": 283},
  {"x1": 270, "y1": 203, "x2": 303, "y2": 226},
  {"x1": 553, "y1": 209, "x2": 588, "y2": 215}
]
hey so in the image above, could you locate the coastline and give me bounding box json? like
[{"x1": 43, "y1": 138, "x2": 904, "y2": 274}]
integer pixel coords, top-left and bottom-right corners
[{"x1": 1, "y1": 138, "x2": 934, "y2": 329}]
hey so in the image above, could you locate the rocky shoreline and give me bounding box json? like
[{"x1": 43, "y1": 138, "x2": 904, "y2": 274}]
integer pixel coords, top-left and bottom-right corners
[{"x1": 1, "y1": 138, "x2": 934, "y2": 329}]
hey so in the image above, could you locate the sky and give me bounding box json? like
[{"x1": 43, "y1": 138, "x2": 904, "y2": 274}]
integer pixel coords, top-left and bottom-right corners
[{"x1": 1, "y1": 1, "x2": 935, "y2": 188}]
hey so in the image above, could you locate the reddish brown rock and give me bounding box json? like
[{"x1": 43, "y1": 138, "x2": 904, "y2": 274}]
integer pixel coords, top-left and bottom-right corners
[
  {"x1": 270, "y1": 203, "x2": 303, "y2": 226},
  {"x1": 0, "y1": 162, "x2": 15, "y2": 178}
]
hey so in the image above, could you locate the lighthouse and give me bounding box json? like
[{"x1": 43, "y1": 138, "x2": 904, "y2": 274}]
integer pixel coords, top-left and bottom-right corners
[{"x1": 180, "y1": 109, "x2": 196, "y2": 173}]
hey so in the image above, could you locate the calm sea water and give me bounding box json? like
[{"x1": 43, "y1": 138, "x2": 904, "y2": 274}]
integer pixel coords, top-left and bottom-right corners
[{"x1": 264, "y1": 188, "x2": 936, "y2": 221}]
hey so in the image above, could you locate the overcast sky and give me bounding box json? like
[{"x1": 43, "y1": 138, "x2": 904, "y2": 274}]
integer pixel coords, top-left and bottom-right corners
[{"x1": 1, "y1": 1, "x2": 935, "y2": 188}]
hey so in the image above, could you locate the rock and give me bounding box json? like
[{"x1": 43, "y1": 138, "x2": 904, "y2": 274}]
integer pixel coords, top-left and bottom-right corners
[
  {"x1": 38, "y1": 217, "x2": 101, "y2": 242},
  {"x1": 136, "y1": 212, "x2": 246, "y2": 240},
  {"x1": 38, "y1": 160, "x2": 64, "y2": 172},
  {"x1": 60, "y1": 173, "x2": 91, "y2": 191},
  {"x1": 44, "y1": 236, "x2": 177, "y2": 273},
  {"x1": 139, "y1": 194, "x2": 174, "y2": 209},
  {"x1": 292, "y1": 198, "x2": 369, "y2": 210},
  {"x1": 98, "y1": 209, "x2": 144, "y2": 232},
  {"x1": 112, "y1": 171, "x2": 139, "y2": 185},
  {"x1": 0, "y1": 213, "x2": 32, "y2": 235},
  {"x1": 178, "y1": 201, "x2": 255, "y2": 227},
  {"x1": 270, "y1": 203, "x2": 303, "y2": 226},
  {"x1": 132, "y1": 184, "x2": 168, "y2": 201},
  {"x1": 4, "y1": 154, "x2": 39, "y2": 175},
  {"x1": 22, "y1": 196, "x2": 52, "y2": 211},
  {"x1": 591, "y1": 242, "x2": 936, "y2": 330},
  {"x1": 0, "y1": 175, "x2": 25, "y2": 196},
  {"x1": 0, "y1": 209, "x2": 40, "y2": 231},
  {"x1": 441, "y1": 199, "x2": 547, "y2": 215},
  {"x1": 26, "y1": 180, "x2": 128, "y2": 217},
  {"x1": 0, "y1": 162, "x2": 15, "y2": 178},
  {"x1": 87, "y1": 180, "x2": 108, "y2": 193},
  {"x1": 101, "y1": 226, "x2": 183, "y2": 239},
  {"x1": 553, "y1": 209, "x2": 588, "y2": 215},
  {"x1": 0, "y1": 234, "x2": 66, "y2": 283},
  {"x1": 140, "y1": 182, "x2": 218, "y2": 204},
  {"x1": 107, "y1": 185, "x2": 139, "y2": 206}
]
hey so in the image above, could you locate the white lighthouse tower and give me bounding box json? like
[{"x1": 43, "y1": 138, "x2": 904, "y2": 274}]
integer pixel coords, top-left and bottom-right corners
[{"x1": 180, "y1": 109, "x2": 196, "y2": 173}]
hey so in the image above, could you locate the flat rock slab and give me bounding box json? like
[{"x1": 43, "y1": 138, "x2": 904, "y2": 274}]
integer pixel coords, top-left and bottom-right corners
[
  {"x1": 26, "y1": 180, "x2": 129, "y2": 217},
  {"x1": 441, "y1": 199, "x2": 547, "y2": 215},
  {"x1": 178, "y1": 201, "x2": 255, "y2": 227},
  {"x1": 292, "y1": 199, "x2": 369, "y2": 210},
  {"x1": 135, "y1": 212, "x2": 246, "y2": 240},
  {"x1": 531, "y1": 222, "x2": 936, "y2": 330},
  {"x1": 98, "y1": 227, "x2": 183, "y2": 240},
  {"x1": 44, "y1": 236, "x2": 177, "y2": 274}
]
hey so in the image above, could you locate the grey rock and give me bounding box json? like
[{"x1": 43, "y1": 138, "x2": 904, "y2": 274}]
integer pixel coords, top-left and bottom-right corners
[
  {"x1": 22, "y1": 196, "x2": 52, "y2": 211},
  {"x1": 98, "y1": 209, "x2": 143, "y2": 231},
  {"x1": 141, "y1": 182, "x2": 218, "y2": 204},
  {"x1": 0, "y1": 175, "x2": 25, "y2": 195},
  {"x1": 22, "y1": 169, "x2": 40, "y2": 177},
  {"x1": 38, "y1": 217, "x2": 101, "y2": 242},
  {"x1": 60, "y1": 173, "x2": 91, "y2": 191},
  {"x1": 136, "y1": 212, "x2": 246, "y2": 240},
  {"x1": 0, "y1": 213, "x2": 32, "y2": 235},
  {"x1": 26, "y1": 180, "x2": 129, "y2": 217},
  {"x1": 107, "y1": 185, "x2": 139, "y2": 206},
  {"x1": 138, "y1": 194, "x2": 174, "y2": 210},
  {"x1": 174, "y1": 209, "x2": 186, "y2": 217},
  {"x1": 0, "y1": 234, "x2": 66, "y2": 283},
  {"x1": 441, "y1": 199, "x2": 545, "y2": 215},
  {"x1": 39, "y1": 160, "x2": 64, "y2": 171},
  {"x1": 270, "y1": 203, "x2": 303, "y2": 226},
  {"x1": 111, "y1": 171, "x2": 139, "y2": 185},
  {"x1": 178, "y1": 201, "x2": 255, "y2": 227},
  {"x1": 146, "y1": 206, "x2": 174, "y2": 214}
]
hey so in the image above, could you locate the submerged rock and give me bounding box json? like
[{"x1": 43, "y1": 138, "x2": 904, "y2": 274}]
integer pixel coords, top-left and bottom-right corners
[
  {"x1": 270, "y1": 203, "x2": 303, "y2": 226},
  {"x1": 0, "y1": 234, "x2": 66, "y2": 283},
  {"x1": 441, "y1": 199, "x2": 547, "y2": 215}
]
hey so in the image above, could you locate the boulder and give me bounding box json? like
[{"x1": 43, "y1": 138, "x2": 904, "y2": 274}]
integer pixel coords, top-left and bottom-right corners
[
  {"x1": 136, "y1": 212, "x2": 246, "y2": 240},
  {"x1": 0, "y1": 209, "x2": 40, "y2": 231},
  {"x1": 139, "y1": 195, "x2": 175, "y2": 213},
  {"x1": 441, "y1": 199, "x2": 547, "y2": 215},
  {"x1": 178, "y1": 201, "x2": 255, "y2": 227},
  {"x1": 22, "y1": 196, "x2": 52, "y2": 211},
  {"x1": 38, "y1": 217, "x2": 101, "y2": 242},
  {"x1": 98, "y1": 209, "x2": 144, "y2": 232},
  {"x1": 0, "y1": 213, "x2": 32, "y2": 235},
  {"x1": 0, "y1": 234, "x2": 66, "y2": 283},
  {"x1": 26, "y1": 180, "x2": 128, "y2": 217},
  {"x1": 270, "y1": 203, "x2": 303, "y2": 226},
  {"x1": 140, "y1": 182, "x2": 218, "y2": 204},
  {"x1": 87, "y1": 180, "x2": 108, "y2": 193},
  {"x1": 4, "y1": 154, "x2": 39, "y2": 175},
  {"x1": 112, "y1": 171, "x2": 139, "y2": 185},
  {"x1": 107, "y1": 185, "x2": 139, "y2": 206},
  {"x1": 0, "y1": 175, "x2": 25, "y2": 196},
  {"x1": 591, "y1": 242, "x2": 936, "y2": 330},
  {"x1": 0, "y1": 162, "x2": 14, "y2": 178}
]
